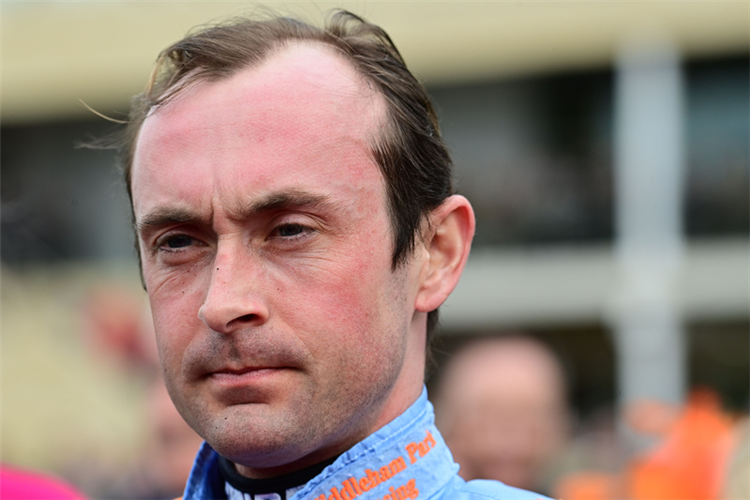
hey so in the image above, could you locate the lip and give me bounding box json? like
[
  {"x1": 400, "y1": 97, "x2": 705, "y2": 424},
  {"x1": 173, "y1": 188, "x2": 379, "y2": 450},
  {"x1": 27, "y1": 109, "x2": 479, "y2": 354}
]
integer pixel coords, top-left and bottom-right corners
[{"x1": 207, "y1": 366, "x2": 288, "y2": 385}]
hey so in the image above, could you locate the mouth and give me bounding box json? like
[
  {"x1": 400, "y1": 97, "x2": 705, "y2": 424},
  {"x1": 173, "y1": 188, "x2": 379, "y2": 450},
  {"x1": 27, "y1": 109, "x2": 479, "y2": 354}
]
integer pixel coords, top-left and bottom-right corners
[{"x1": 207, "y1": 366, "x2": 290, "y2": 385}]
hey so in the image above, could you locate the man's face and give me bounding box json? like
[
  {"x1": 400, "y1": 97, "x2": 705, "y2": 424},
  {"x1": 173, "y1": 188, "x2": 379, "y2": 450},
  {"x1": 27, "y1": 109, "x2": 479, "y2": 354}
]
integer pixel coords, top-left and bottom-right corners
[{"x1": 131, "y1": 44, "x2": 428, "y2": 476}]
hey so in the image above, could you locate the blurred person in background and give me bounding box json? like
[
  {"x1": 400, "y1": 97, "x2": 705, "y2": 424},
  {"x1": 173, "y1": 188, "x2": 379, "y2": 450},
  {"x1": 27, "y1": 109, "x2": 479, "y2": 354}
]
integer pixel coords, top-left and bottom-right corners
[
  {"x1": 83, "y1": 287, "x2": 203, "y2": 499},
  {"x1": 434, "y1": 335, "x2": 571, "y2": 495},
  {"x1": 136, "y1": 381, "x2": 207, "y2": 499},
  {"x1": 624, "y1": 388, "x2": 738, "y2": 500},
  {"x1": 554, "y1": 388, "x2": 744, "y2": 500},
  {"x1": 116, "y1": 8, "x2": 550, "y2": 500}
]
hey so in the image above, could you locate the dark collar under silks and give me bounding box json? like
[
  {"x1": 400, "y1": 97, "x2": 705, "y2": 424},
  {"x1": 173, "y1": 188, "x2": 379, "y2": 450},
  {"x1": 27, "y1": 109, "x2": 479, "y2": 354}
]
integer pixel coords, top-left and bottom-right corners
[{"x1": 219, "y1": 451, "x2": 338, "y2": 499}]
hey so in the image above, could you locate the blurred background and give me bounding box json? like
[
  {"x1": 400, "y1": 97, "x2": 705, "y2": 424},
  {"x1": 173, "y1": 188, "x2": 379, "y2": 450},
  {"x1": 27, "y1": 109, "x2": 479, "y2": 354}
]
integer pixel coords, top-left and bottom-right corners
[{"x1": 2, "y1": 2, "x2": 748, "y2": 499}]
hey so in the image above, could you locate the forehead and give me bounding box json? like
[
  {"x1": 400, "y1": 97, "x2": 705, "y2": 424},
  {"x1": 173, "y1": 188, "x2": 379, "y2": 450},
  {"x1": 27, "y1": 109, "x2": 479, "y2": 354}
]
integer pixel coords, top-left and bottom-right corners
[
  {"x1": 148, "y1": 42, "x2": 382, "y2": 134},
  {"x1": 132, "y1": 42, "x2": 387, "y2": 205},
  {"x1": 448, "y1": 342, "x2": 564, "y2": 403}
]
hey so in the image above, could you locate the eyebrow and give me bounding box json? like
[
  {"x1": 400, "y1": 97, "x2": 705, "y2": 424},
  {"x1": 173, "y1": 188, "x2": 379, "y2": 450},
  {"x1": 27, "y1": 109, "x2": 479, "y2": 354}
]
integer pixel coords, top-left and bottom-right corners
[
  {"x1": 135, "y1": 190, "x2": 332, "y2": 234},
  {"x1": 136, "y1": 207, "x2": 205, "y2": 235},
  {"x1": 231, "y1": 190, "x2": 330, "y2": 220}
]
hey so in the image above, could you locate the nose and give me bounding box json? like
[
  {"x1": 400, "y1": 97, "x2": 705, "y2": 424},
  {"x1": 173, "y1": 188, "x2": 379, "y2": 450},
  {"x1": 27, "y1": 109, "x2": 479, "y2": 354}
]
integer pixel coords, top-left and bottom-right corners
[{"x1": 198, "y1": 243, "x2": 269, "y2": 333}]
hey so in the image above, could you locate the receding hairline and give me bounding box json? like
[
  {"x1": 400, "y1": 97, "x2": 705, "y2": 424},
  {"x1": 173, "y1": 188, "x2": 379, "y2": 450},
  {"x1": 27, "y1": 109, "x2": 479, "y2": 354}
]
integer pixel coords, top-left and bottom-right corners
[
  {"x1": 170, "y1": 38, "x2": 373, "y2": 95},
  {"x1": 135, "y1": 38, "x2": 392, "y2": 172}
]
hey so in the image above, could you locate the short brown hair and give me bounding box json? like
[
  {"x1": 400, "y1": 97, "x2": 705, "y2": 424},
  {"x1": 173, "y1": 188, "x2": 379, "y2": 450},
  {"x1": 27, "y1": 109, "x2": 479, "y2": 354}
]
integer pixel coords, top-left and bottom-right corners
[{"x1": 122, "y1": 9, "x2": 454, "y2": 341}]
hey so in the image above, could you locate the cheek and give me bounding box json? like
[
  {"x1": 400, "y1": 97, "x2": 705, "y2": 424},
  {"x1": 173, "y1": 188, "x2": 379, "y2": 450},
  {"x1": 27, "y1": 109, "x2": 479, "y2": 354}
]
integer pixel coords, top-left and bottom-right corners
[
  {"x1": 312, "y1": 261, "x2": 391, "y2": 324},
  {"x1": 143, "y1": 244, "x2": 211, "y2": 305},
  {"x1": 314, "y1": 265, "x2": 407, "y2": 351},
  {"x1": 277, "y1": 226, "x2": 395, "y2": 323},
  {"x1": 148, "y1": 278, "x2": 207, "y2": 363},
  {"x1": 276, "y1": 270, "x2": 395, "y2": 372}
]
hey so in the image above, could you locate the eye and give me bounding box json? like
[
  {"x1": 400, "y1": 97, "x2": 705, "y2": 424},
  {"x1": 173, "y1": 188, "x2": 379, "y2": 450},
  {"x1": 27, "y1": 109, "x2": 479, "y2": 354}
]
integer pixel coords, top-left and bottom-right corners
[
  {"x1": 162, "y1": 234, "x2": 194, "y2": 250},
  {"x1": 275, "y1": 223, "x2": 308, "y2": 238}
]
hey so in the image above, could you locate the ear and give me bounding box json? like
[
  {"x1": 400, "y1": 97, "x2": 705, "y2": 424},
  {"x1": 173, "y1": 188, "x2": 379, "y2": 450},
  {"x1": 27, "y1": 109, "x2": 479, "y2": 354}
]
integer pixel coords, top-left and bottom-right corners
[{"x1": 415, "y1": 195, "x2": 475, "y2": 313}]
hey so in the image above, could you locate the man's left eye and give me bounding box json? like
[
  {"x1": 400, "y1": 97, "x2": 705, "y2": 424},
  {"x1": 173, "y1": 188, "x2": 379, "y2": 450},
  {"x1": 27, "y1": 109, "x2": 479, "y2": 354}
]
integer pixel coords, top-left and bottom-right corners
[
  {"x1": 276, "y1": 223, "x2": 307, "y2": 238},
  {"x1": 165, "y1": 234, "x2": 194, "y2": 248}
]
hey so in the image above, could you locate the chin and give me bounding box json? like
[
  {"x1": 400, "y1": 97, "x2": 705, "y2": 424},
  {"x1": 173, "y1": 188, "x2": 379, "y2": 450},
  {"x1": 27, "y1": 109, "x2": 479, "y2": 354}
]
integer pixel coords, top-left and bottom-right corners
[{"x1": 200, "y1": 406, "x2": 318, "y2": 467}]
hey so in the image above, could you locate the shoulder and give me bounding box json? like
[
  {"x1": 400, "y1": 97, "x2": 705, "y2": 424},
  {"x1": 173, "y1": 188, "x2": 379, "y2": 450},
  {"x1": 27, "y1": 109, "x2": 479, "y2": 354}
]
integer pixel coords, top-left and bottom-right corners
[{"x1": 431, "y1": 476, "x2": 554, "y2": 500}]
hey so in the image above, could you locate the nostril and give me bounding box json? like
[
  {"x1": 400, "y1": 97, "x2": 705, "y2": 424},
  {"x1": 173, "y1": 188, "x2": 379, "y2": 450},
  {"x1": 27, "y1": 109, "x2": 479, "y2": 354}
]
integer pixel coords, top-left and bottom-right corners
[
  {"x1": 220, "y1": 313, "x2": 260, "y2": 332},
  {"x1": 230, "y1": 314, "x2": 260, "y2": 326}
]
